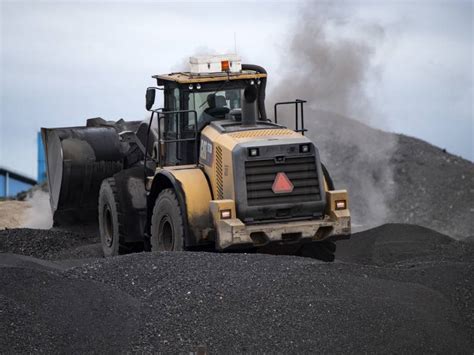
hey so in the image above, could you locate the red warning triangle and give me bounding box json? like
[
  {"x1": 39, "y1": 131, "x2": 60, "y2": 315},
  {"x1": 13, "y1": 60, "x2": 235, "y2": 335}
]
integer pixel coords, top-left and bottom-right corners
[{"x1": 272, "y1": 172, "x2": 294, "y2": 194}]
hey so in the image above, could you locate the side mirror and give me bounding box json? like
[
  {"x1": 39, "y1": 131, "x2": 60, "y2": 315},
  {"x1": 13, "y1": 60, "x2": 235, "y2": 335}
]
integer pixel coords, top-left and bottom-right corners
[{"x1": 145, "y1": 88, "x2": 156, "y2": 111}]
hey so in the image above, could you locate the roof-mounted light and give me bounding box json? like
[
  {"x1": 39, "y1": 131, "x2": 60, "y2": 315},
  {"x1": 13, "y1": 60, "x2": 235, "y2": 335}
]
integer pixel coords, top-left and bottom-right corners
[
  {"x1": 189, "y1": 54, "x2": 242, "y2": 74},
  {"x1": 221, "y1": 60, "x2": 230, "y2": 72}
]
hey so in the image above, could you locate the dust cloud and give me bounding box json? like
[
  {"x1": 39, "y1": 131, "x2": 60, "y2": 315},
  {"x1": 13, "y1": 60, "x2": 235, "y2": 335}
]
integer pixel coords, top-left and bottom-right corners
[
  {"x1": 269, "y1": 1, "x2": 397, "y2": 228},
  {"x1": 22, "y1": 190, "x2": 53, "y2": 229}
]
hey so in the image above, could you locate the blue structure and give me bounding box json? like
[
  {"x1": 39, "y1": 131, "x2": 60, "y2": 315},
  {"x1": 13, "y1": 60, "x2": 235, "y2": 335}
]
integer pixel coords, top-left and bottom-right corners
[
  {"x1": 37, "y1": 131, "x2": 47, "y2": 183},
  {"x1": 0, "y1": 167, "x2": 37, "y2": 198}
]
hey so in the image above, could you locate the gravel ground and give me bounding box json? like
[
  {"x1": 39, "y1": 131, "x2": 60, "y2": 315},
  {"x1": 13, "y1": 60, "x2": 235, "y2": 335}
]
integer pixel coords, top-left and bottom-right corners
[{"x1": 1, "y1": 224, "x2": 473, "y2": 353}]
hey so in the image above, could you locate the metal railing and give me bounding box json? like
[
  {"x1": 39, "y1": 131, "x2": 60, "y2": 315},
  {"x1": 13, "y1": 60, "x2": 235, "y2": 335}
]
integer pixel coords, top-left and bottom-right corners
[
  {"x1": 144, "y1": 109, "x2": 199, "y2": 173},
  {"x1": 274, "y1": 99, "x2": 307, "y2": 135}
]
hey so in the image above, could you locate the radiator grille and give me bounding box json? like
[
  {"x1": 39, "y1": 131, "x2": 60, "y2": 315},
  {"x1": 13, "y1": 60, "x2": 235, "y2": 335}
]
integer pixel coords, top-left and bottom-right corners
[
  {"x1": 215, "y1": 146, "x2": 224, "y2": 199},
  {"x1": 245, "y1": 156, "x2": 321, "y2": 206}
]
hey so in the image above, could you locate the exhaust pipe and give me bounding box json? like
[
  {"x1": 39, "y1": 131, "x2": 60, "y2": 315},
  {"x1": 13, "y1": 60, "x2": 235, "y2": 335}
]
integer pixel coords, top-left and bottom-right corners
[
  {"x1": 242, "y1": 64, "x2": 267, "y2": 121},
  {"x1": 241, "y1": 85, "x2": 258, "y2": 126}
]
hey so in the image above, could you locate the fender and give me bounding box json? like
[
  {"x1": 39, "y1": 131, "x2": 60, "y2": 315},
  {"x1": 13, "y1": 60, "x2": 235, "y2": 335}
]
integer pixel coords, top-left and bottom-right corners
[{"x1": 147, "y1": 168, "x2": 213, "y2": 247}]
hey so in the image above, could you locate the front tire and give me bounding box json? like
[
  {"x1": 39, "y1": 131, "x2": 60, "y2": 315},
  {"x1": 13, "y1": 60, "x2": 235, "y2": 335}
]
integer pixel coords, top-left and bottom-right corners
[
  {"x1": 150, "y1": 189, "x2": 184, "y2": 251},
  {"x1": 98, "y1": 177, "x2": 122, "y2": 257}
]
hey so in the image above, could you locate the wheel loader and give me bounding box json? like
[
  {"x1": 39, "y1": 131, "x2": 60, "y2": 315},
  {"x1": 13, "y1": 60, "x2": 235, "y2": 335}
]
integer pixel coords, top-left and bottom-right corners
[{"x1": 42, "y1": 54, "x2": 351, "y2": 261}]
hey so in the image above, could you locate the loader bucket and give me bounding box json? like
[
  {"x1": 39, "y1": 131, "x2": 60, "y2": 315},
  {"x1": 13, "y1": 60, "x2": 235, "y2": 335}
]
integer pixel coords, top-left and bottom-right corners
[{"x1": 41, "y1": 126, "x2": 124, "y2": 226}]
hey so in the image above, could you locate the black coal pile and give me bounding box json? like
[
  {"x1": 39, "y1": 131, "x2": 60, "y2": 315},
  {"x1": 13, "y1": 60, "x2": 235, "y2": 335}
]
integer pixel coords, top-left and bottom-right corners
[
  {"x1": 0, "y1": 228, "x2": 100, "y2": 261},
  {"x1": 0, "y1": 260, "x2": 140, "y2": 353},
  {"x1": 390, "y1": 134, "x2": 474, "y2": 239},
  {"x1": 304, "y1": 109, "x2": 474, "y2": 239},
  {"x1": 1, "y1": 224, "x2": 473, "y2": 353},
  {"x1": 337, "y1": 223, "x2": 474, "y2": 265}
]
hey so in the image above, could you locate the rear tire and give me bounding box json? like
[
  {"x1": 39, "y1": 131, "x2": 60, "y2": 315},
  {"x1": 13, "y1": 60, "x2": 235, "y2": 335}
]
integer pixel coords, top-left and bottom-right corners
[
  {"x1": 150, "y1": 189, "x2": 184, "y2": 252},
  {"x1": 98, "y1": 177, "x2": 123, "y2": 257}
]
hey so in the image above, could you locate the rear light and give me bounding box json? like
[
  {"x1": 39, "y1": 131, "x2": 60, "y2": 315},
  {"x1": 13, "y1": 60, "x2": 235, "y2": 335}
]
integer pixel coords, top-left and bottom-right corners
[
  {"x1": 335, "y1": 200, "x2": 347, "y2": 210},
  {"x1": 248, "y1": 148, "x2": 259, "y2": 157},
  {"x1": 300, "y1": 144, "x2": 310, "y2": 153},
  {"x1": 220, "y1": 209, "x2": 232, "y2": 219}
]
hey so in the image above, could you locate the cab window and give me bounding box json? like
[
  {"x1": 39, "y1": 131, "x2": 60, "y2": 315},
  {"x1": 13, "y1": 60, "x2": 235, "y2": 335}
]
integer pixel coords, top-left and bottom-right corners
[{"x1": 188, "y1": 88, "x2": 243, "y2": 124}]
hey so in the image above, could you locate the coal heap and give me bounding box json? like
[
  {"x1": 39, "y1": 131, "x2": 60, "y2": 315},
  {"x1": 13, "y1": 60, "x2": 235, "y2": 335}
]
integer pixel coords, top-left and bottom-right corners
[
  {"x1": 304, "y1": 109, "x2": 474, "y2": 239},
  {"x1": 1, "y1": 224, "x2": 473, "y2": 353}
]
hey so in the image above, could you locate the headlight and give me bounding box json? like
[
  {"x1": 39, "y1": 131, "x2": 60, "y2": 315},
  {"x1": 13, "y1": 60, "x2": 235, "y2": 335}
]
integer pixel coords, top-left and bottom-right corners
[
  {"x1": 248, "y1": 148, "x2": 259, "y2": 157},
  {"x1": 335, "y1": 200, "x2": 347, "y2": 210},
  {"x1": 300, "y1": 144, "x2": 310, "y2": 153},
  {"x1": 220, "y1": 209, "x2": 232, "y2": 219}
]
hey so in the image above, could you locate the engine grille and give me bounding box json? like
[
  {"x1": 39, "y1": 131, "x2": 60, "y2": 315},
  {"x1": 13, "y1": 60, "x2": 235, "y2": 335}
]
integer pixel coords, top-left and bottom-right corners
[{"x1": 245, "y1": 156, "x2": 322, "y2": 206}]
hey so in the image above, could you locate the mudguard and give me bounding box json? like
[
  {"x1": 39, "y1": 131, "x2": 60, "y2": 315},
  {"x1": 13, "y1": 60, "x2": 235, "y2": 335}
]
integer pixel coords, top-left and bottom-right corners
[{"x1": 148, "y1": 168, "x2": 213, "y2": 247}]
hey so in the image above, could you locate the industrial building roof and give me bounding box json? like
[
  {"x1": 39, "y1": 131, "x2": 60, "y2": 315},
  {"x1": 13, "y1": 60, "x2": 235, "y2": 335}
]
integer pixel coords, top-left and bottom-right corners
[{"x1": 0, "y1": 166, "x2": 37, "y2": 185}]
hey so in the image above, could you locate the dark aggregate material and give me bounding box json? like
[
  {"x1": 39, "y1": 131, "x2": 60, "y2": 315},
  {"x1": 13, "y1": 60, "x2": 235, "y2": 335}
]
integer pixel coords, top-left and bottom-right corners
[
  {"x1": 0, "y1": 228, "x2": 99, "y2": 260},
  {"x1": 308, "y1": 110, "x2": 474, "y2": 239},
  {"x1": 1, "y1": 223, "x2": 473, "y2": 353},
  {"x1": 389, "y1": 135, "x2": 474, "y2": 239}
]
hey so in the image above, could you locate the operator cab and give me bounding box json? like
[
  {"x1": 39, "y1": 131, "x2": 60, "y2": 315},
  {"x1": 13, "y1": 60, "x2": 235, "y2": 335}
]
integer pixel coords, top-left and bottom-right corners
[
  {"x1": 146, "y1": 54, "x2": 268, "y2": 166},
  {"x1": 156, "y1": 74, "x2": 256, "y2": 129}
]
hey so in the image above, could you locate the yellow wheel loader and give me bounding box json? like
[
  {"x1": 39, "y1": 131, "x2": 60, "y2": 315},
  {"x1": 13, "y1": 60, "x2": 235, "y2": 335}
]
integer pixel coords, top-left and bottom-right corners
[{"x1": 42, "y1": 55, "x2": 351, "y2": 261}]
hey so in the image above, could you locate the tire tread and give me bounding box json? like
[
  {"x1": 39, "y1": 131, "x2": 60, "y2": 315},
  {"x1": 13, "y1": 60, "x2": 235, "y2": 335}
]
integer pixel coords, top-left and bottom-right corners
[
  {"x1": 150, "y1": 188, "x2": 185, "y2": 251},
  {"x1": 98, "y1": 177, "x2": 125, "y2": 256}
]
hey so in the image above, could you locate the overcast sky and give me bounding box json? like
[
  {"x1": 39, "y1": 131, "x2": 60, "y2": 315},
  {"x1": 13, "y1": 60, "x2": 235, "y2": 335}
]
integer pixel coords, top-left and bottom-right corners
[{"x1": 1, "y1": 0, "x2": 472, "y2": 179}]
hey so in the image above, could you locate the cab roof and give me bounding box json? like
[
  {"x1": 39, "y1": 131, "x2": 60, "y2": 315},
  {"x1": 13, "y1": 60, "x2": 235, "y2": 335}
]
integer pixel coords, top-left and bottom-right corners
[{"x1": 153, "y1": 70, "x2": 267, "y2": 85}]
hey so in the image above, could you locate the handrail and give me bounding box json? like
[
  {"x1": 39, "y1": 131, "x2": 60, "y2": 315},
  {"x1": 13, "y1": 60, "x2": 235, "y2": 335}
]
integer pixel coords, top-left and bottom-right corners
[
  {"x1": 274, "y1": 99, "x2": 307, "y2": 135},
  {"x1": 156, "y1": 109, "x2": 199, "y2": 168},
  {"x1": 143, "y1": 108, "x2": 199, "y2": 185}
]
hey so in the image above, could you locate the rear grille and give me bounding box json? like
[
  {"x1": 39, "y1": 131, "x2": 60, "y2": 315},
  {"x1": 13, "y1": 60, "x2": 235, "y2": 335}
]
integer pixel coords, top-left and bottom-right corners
[{"x1": 245, "y1": 156, "x2": 321, "y2": 206}]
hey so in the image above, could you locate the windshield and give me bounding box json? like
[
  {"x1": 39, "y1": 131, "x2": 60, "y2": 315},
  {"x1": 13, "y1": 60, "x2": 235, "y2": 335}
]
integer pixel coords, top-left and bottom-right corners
[{"x1": 188, "y1": 88, "x2": 243, "y2": 125}]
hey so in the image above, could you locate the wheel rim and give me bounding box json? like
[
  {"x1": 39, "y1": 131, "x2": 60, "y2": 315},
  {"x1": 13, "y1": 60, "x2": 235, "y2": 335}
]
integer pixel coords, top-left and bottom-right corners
[
  {"x1": 104, "y1": 204, "x2": 114, "y2": 247},
  {"x1": 159, "y1": 216, "x2": 174, "y2": 251}
]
